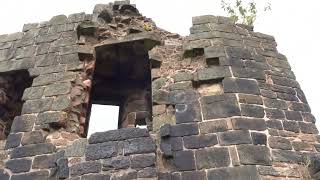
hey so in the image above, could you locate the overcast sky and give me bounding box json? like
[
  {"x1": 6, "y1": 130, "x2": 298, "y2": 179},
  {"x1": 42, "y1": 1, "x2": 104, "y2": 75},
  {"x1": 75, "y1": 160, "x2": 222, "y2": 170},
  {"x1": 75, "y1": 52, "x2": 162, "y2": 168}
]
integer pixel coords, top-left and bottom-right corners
[{"x1": 0, "y1": 0, "x2": 319, "y2": 130}]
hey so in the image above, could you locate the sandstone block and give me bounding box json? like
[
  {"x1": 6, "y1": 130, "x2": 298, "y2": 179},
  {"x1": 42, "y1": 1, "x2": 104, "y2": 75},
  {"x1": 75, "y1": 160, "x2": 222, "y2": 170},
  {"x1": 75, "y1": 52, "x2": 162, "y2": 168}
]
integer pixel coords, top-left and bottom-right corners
[
  {"x1": 223, "y1": 78, "x2": 260, "y2": 95},
  {"x1": 195, "y1": 147, "x2": 230, "y2": 169},
  {"x1": 5, "y1": 158, "x2": 32, "y2": 173},
  {"x1": 218, "y1": 130, "x2": 252, "y2": 145},
  {"x1": 183, "y1": 134, "x2": 218, "y2": 149},
  {"x1": 237, "y1": 145, "x2": 271, "y2": 165},
  {"x1": 173, "y1": 151, "x2": 196, "y2": 171}
]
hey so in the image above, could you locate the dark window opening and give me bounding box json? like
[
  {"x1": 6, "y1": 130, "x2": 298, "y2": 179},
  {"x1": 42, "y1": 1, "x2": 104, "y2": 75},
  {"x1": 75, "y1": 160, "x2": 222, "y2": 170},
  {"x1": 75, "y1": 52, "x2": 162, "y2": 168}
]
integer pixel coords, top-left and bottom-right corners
[
  {"x1": 86, "y1": 41, "x2": 152, "y2": 136},
  {"x1": 0, "y1": 70, "x2": 33, "y2": 139},
  {"x1": 206, "y1": 57, "x2": 220, "y2": 67}
]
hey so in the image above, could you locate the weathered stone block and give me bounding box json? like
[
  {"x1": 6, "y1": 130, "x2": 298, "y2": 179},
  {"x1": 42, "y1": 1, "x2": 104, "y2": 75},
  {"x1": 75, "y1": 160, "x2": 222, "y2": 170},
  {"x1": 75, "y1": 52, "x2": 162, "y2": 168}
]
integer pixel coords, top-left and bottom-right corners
[
  {"x1": 272, "y1": 149, "x2": 302, "y2": 163},
  {"x1": 81, "y1": 174, "x2": 111, "y2": 180},
  {"x1": 204, "y1": 46, "x2": 225, "y2": 58},
  {"x1": 57, "y1": 158, "x2": 69, "y2": 179},
  {"x1": 299, "y1": 122, "x2": 319, "y2": 134},
  {"x1": 15, "y1": 46, "x2": 36, "y2": 59},
  {"x1": 11, "y1": 115, "x2": 36, "y2": 133},
  {"x1": 173, "y1": 151, "x2": 196, "y2": 171},
  {"x1": 183, "y1": 134, "x2": 218, "y2": 149},
  {"x1": 238, "y1": 94, "x2": 263, "y2": 105},
  {"x1": 35, "y1": 53, "x2": 58, "y2": 67},
  {"x1": 181, "y1": 171, "x2": 206, "y2": 180},
  {"x1": 218, "y1": 130, "x2": 252, "y2": 145},
  {"x1": 237, "y1": 145, "x2": 271, "y2": 165},
  {"x1": 192, "y1": 15, "x2": 218, "y2": 25},
  {"x1": 11, "y1": 143, "x2": 56, "y2": 158},
  {"x1": 223, "y1": 78, "x2": 260, "y2": 95},
  {"x1": 175, "y1": 103, "x2": 201, "y2": 124},
  {"x1": 195, "y1": 147, "x2": 230, "y2": 169},
  {"x1": 170, "y1": 123, "x2": 199, "y2": 137},
  {"x1": 65, "y1": 138, "x2": 87, "y2": 157},
  {"x1": 199, "y1": 119, "x2": 231, "y2": 134},
  {"x1": 169, "y1": 81, "x2": 193, "y2": 91},
  {"x1": 22, "y1": 86, "x2": 44, "y2": 100},
  {"x1": 201, "y1": 94, "x2": 240, "y2": 120},
  {"x1": 0, "y1": 170, "x2": 9, "y2": 180},
  {"x1": 265, "y1": 108, "x2": 285, "y2": 119},
  {"x1": 85, "y1": 141, "x2": 117, "y2": 160},
  {"x1": 173, "y1": 72, "x2": 193, "y2": 82},
  {"x1": 196, "y1": 67, "x2": 230, "y2": 81},
  {"x1": 169, "y1": 90, "x2": 199, "y2": 104},
  {"x1": 271, "y1": 76, "x2": 299, "y2": 88},
  {"x1": 263, "y1": 98, "x2": 288, "y2": 110},
  {"x1": 226, "y1": 47, "x2": 252, "y2": 59},
  {"x1": 32, "y1": 154, "x2": 57, "y2": 169},
  {"x1": 289, "y1": 102, "x2": 311, "y2": 112},
  {"x1": 124, "y1": 137, "x2": 156, "y2": 155},
  {"x1": 52, "y1": 95, "x2": 71, "y2": 111},
  {"x1": 5, "y1": 158, "x2": 32, "y2": 173},
  {"x1": 207, "y1": 166, "x2": 260, "y2": 180},
  {"x1": 240, "y1": 104, "x2": 265, "y2": 118},
  {"x1": 88, "y1": 128, "x2": 149, "y2": 144},
  {"x1": 266, "y1": 119, "x2": 283, "y2": 130},
  {"x1": 302, "y1": 112, "x2": 316, "y2": 123},
  {"x1": 268, "y1": 136, "x2": 292, "y2": 150},
  {"x1": 285, "y1": 111, "x2": 303, "y2": 121},
  {"x1": 21, "y1": 131, "x2": 45, "y2": 145},
  {"x1": 70, "y1": 161, "x2": 101, "y2": 176},
  {"x1": 152, "y1": 78, "x2": 166, "y2": 90},
  {"x1": 32, "y1": 73, "x2": 57, "y2": 86},
  {"x1": 102, "y1": 156, "x2": 130, "y2": 170},
  {"x1": 37, "y1": 111, "x2": 67, "y2": 125},
  {"x1": 251, "y1": 132, "x2": 267, "y2": 145},
  {"x1": 11, "y1": 170, "x2": 49, "y2": 180},
  {"x1": 5, "y1": 133, "x2": 22, "y2": 149},
  {"x1": 282, "y1": 120, "x2": 299, "y2": 133},
  {"x1": 152, "y1": 90, "x2": 170, "y2": 104},
  {"x1": 131, "y1": 153, "x2": 155, "y2": 169},
  {"x1": 232, "y1": 67, "x2": 266, "y2": 80},
  {"x1": 137, "y1": 167, "x2": 157, "y2": 178},
  {"x1": 292, "y1": 141, "x2": 313, "y2": 151},
  {"x1": 232, "y1": 117, "x2": 266, "y2": 131},
  {"x1": 43, "y1": 82, "x2": 71, "y2": 96},
  {"x1": 21, "y1": 98, "x2": 53, "y2": 114}
]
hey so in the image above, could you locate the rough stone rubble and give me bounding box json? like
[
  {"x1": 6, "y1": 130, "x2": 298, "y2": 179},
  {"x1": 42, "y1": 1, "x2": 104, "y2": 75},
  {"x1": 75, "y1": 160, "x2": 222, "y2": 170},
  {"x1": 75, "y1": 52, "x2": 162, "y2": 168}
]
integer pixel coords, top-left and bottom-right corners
[{"x1": 0, "y1": 0, "x2": 319, "y2": 179}]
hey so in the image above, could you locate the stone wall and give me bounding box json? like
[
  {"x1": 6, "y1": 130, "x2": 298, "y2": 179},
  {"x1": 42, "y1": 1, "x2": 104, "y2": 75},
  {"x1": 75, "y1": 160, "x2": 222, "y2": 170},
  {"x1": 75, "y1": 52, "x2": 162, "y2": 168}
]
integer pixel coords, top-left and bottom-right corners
[{"x1": 0, "y1": 0, "x2": 319, "y2": 179}]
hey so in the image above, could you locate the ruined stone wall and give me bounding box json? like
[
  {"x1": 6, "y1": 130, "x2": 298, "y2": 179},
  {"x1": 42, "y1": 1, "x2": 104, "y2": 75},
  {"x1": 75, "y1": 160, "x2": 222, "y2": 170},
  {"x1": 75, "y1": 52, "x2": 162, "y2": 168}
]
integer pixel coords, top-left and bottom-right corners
[{"x1": 0, "y1": 1, "x2": 319, "y2": 179}]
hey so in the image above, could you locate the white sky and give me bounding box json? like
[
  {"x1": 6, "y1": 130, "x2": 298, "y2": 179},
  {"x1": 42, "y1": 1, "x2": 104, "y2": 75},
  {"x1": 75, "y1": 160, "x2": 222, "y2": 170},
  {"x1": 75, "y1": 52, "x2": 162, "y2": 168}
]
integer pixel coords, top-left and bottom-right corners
[
  {"x1": 87, "y1": 104, "x2": 119, "y2": 137},
  {"x1": 0, "y1": 0, "x2": 319, "y2": 129}
]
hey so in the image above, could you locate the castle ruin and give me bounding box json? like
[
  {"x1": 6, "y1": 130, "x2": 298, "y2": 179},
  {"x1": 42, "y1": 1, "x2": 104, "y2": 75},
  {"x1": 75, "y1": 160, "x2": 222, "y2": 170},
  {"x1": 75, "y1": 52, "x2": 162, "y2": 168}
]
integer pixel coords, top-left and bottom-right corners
[{"x1": 0, "y1": 1, "x2": 320, "y2": 179}]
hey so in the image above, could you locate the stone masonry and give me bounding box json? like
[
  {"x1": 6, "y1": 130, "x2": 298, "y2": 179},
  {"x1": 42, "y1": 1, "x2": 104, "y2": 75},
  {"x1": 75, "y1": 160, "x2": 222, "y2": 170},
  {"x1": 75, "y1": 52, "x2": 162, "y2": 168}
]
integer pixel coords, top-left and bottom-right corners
[{"x1": 0, "y1": 1, "x2": 320, "y2": 179}]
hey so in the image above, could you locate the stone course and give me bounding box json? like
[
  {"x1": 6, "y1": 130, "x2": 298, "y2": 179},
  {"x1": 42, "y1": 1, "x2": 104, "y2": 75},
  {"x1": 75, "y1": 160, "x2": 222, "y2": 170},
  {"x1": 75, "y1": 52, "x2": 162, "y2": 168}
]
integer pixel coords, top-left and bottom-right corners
[{"x1": 0, "y1": 0, "x2": 318, "y2": 179}]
